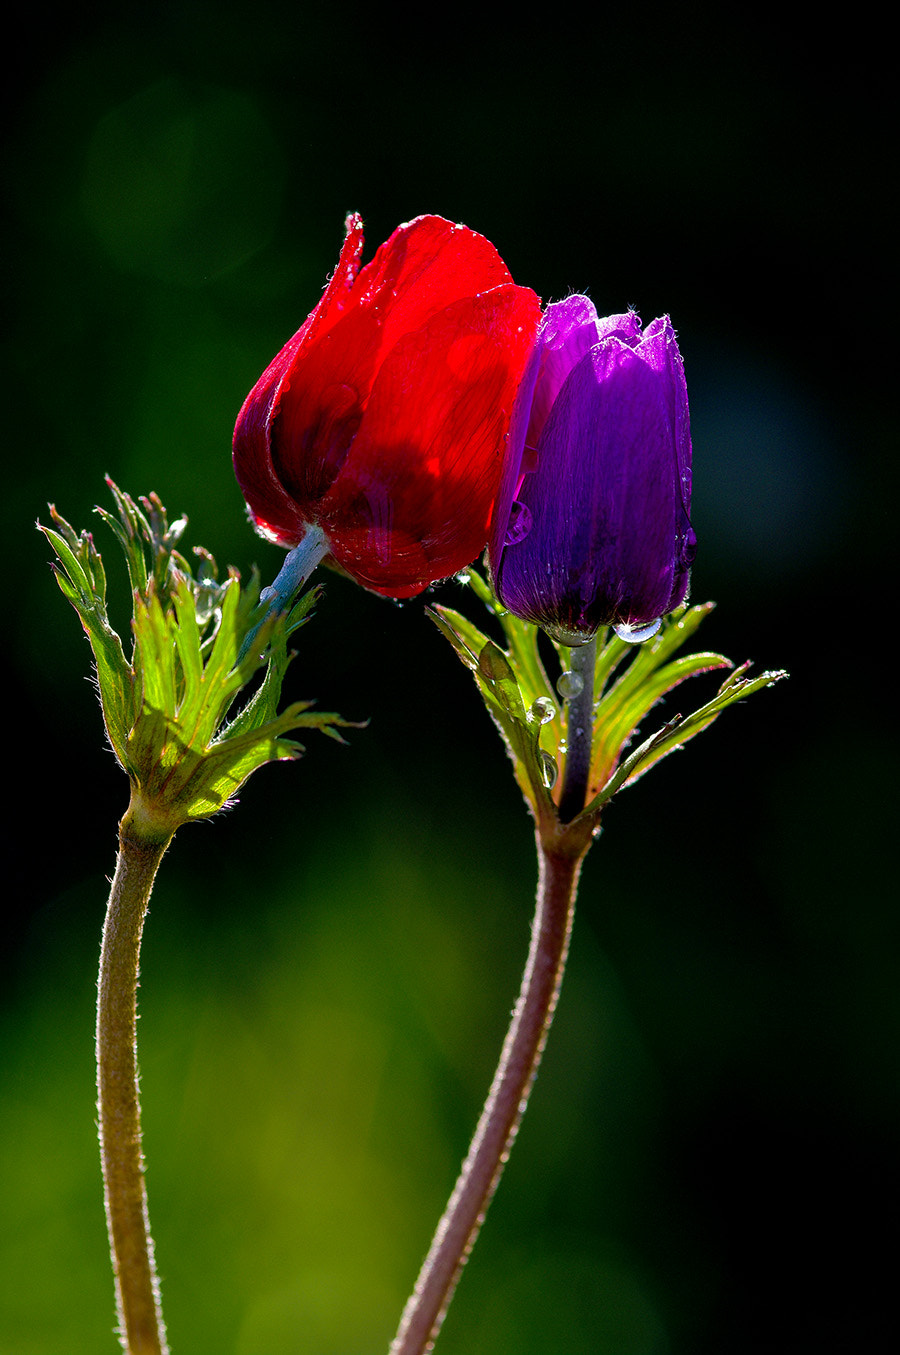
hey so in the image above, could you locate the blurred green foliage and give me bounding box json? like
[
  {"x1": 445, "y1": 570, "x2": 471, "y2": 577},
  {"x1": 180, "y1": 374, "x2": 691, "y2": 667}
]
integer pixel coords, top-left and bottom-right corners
[{"x1": 3, "y1": 3, "x2": 894, "y2": 1352}]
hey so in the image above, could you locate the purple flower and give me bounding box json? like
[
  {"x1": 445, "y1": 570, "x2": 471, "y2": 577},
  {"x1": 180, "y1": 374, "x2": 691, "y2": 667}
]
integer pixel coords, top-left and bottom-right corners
[{"x1": 488, "y1": 298, "x2": 696, "y2": 643}]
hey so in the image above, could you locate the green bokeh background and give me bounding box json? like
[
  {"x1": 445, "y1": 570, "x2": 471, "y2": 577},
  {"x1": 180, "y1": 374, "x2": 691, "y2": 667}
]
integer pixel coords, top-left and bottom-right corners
[{"x1": 3, "y1": 5, "x2": 894, "y2": 1353}]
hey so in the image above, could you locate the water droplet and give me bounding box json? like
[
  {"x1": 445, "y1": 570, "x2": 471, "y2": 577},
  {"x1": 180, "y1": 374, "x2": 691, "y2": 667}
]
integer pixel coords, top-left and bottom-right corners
[
  {"x1": 556, "y1": 670, "x2": 584, "y2": 701},
  {"x1": 543, "y1": 624, "x2": 594, "y2": 646},
  {"x1": 540, "y1": 751, "x2": 558, "y2": 789},
  {"x1": 526, "y1": 697, "x2": 556, "y2": 725},
  {"x1": 504, "y1": 501, "x2": 533, "y2": 546},
  {"x1": 613, "y1": 618, "x2": 662, "y2": 644}
]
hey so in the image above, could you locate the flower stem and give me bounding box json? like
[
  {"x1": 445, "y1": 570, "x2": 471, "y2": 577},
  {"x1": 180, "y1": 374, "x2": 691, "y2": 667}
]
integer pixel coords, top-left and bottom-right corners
[
  {"x1": 558, "y1": 636, "x2": 597, "y2": 823},
  {"x1": 239, "y1": 524, "x2": 330, "y2": 661},
  {"x1": 96, "y1": 800, "x2": 173, "y2": 1355},
  {"x1": 389, "y1": 827, "x2": 590, "y2": 1355}
]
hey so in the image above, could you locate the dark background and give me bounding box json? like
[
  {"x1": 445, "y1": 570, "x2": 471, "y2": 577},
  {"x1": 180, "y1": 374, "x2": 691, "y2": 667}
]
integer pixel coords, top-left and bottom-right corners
[{"x1": 2, "y1": 4, "x2": 894, "y2": 1353}]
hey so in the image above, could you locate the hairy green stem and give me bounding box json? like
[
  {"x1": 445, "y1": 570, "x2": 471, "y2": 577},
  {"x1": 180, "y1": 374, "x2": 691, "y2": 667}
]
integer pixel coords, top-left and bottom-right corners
[
  {"x1": 389, "y1": 828, "x2": 590, "y2": 1355},
  {"x1": 97, "y1": 801, "x2": 173, "y2": 1355}
]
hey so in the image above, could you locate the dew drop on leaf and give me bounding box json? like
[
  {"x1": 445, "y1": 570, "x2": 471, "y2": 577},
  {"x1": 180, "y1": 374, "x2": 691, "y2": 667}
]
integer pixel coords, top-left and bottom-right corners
[{"x1": 526, "y1": 697, "x2": 556, "y2": 725}]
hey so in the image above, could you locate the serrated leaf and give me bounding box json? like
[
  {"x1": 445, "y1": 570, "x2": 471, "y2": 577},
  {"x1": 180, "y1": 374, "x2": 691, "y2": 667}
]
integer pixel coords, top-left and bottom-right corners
[
  {"x1": 438, "y1": 574, "x2": 787, "y2": 839},
  {"x1": 40, "y1": 520, "x2": 135, "y2": 763},
  {"x1": 586, "y1": 666, "x2": 789, "y2": 811},
  {"x1": 42, "y1": 482, "x2": 349, "y2": 831},
  {"x1": 591, "y1": 649, "x2": 731, "y2": 791},
  {"x1": 42, "y1": 525, "x2": 93, "y2": 601}
]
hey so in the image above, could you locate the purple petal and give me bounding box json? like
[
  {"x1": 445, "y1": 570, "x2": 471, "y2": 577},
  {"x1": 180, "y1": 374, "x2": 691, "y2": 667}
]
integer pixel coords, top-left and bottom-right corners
[
  {"x1": 490, "y1": 295, "x2": 601, "y2": 569},
  {"x1": 594, "y1": 309, "x2": 643, "y2": 344},
  {"x1": 495, "y1": 331, "x2": 691, "y2": 633},
  {"x1": 524, "y1": 297, "x2": 600, "y2": 453}
]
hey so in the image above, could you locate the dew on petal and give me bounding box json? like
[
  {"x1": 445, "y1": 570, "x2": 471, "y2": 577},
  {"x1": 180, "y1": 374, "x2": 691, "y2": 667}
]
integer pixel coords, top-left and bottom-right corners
[
  {"x1": 526, "y1": 696, "x2": 556, "y2": 725},
  {"x1": 613, "y1": 618, "x2": 662, "y2": 644},
  {"x1": 556, "y1": 670, "x2": 584, "y2": 700},
  {"x1": 504, "y1": 500, "x2": 533, "y2": 546}
]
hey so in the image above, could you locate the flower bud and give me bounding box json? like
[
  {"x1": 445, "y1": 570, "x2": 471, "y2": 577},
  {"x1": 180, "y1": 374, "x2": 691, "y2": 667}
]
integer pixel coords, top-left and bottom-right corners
[
  {"x1": 488, "y1": 298, "x2": 695, "y2": 642},
  {"x1": 234, "y1": 214, "x2": 541, "y2": 598}
]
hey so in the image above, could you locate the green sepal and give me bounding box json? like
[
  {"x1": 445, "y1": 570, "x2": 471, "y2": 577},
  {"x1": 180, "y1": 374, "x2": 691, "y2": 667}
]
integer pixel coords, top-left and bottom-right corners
[{"x1": 435, "y1": 570, "x2": 787, "y2": 839}]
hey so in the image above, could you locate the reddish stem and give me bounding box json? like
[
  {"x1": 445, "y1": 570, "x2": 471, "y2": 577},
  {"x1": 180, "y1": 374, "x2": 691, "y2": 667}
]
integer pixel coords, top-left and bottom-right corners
[
  {"x1": 389, "y1": 826, "x2": 591, "y2": 1355},
  {"x1": 96, "y1": 805, "x2": 172, "y2": 1355}
]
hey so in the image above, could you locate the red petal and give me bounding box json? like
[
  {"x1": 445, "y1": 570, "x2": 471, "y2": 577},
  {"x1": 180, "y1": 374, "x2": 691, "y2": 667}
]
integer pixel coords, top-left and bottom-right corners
[
  {"x1": 233, "y1": 212, "x2": 540, "y2": 585},
  {"x1": 348, "y1": 215, "x2": 515, "y2": 360},
  {"x1": 318, "y1": 283, "x2": 541, "y2": 594},
  {"x1": 266, "y1": 216, "x2": 525, "y2": 517},
  {"x1": 295, "y1": 211, "x2": 366, "y2": 350},
  {"x1": 232, "y1": 215, "x2": 366, "y2": 543}
]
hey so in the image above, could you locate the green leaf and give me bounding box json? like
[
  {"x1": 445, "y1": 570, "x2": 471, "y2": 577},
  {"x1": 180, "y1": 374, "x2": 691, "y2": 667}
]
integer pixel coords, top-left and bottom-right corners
[
  {"x1": 39, "y1": 518, "x2": 136, "y2": 764},
  {"x1": 431, "y1": 602, "x2": 556, "y2": 823},
  {"x1": 586, "y1": 664, "x2": 789, "y2": 811},
  {"x1": 477, "y1": 641, "x2": 528, "y2": 722},
  {"x1": 40, "y1": 481, "x2": 351, "y2": 833},
  {"x1": 591, "y1": 650, "x2": 731, "y2": 791},
  {"x1": 466, "y1": 569, "x2": 555, "y2": 713},
  {"x1": 429, "y1": 605, "x2": 491, "y2": 672},
  {"x1": 433, "y1": 574, "x2": 787, "y2": 841}
]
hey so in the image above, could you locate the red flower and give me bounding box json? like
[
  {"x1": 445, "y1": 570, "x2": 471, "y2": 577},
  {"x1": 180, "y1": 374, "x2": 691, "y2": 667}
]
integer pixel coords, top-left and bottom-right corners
[{"x1": 233, "y1": 214, "x2": 542, "y2": 597}]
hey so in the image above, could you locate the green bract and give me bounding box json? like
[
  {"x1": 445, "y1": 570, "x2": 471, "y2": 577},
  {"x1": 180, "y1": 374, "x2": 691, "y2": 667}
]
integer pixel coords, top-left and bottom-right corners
[
  {"x1": 433, "y1": 569, "x2": 786, "y2": 841},
  {"x1": 41, "y1": 480, "x2": 348, "y2": 838}
]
